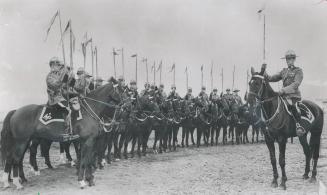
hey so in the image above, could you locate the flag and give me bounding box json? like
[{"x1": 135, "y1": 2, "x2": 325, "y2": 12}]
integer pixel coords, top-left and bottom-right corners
[
  {"x1": 72, "y1": 32, "x2": 76, "y2": 52},
  {"x1": 151, "y1": 62, "x2": 155, "y2": 72},
  {"x1": 210, "y1": 64, "x2": 213, "y2": 76},
  {"x1": 201, "y1": 65, "x2": 203, "y2": 72},
  {"x1": 84, "y1": 38, "x2": 92, "y2": 47},
  {"x1": 169, "y1": 64, "x2": 175, "y2": 72},
  {"x1": 131, "y1": 54, "x2": 137, "y2": 57},
  {"x1": 113, "y1": 49, "x2": 119, "y2": 55},
  {"x1": 63, "y1": 20, "x2": 71, "y2": 36},
  {"x1": 81, "y1": 43, "x2": 86, "y2": 56},
  {"x1": 257, "y1": 5, "x2": 265, "y2": 20},
  {"x1": 142, "y1": 58, "x2": 147, "y2": 62},
  {"x1": 45, "y1": 10, "x2": 59, "y2": 41},
  {"x1": 156, "y1": 61, "x2": 162, "y2": 72},
  {"x1": 184, "y1": 66, "x2": 188, "y2": 73}
]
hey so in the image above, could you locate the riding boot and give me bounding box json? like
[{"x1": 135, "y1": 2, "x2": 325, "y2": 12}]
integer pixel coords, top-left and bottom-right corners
[{"x1": 290, "y1": 105, "x2": 305, "y2": 136}]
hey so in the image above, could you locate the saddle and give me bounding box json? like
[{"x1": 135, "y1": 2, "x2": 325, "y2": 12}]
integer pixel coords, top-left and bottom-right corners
[
  {"x1": 280, "y1": 98, "x2": 315, "y2": 124},
  {"x1": 39, "y1": 100, "x2": 82, "y2": 125}
]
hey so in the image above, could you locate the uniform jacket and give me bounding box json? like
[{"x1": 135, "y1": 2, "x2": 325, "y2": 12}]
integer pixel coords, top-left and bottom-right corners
[
  {"x1": 46, "y1": 68, "x2": 70, "y2": 105},
  {"x1": 74, "y1": 75, "x2": 90, "y2": 95},
  {"x1": 168, "y1": 91, "x2": 181, "y2": 100},
  {"x1": 233, "y1": 95, "x2": 243, "y2": 106},
  {"x1": 266, "y1": 66, "x2": 303, "y2": 99},
  {"x1": 209, "y1": 92, "x2": 220, "y2": 102},
  {"x1": 184, "y1": 93, "x2": 194, "y2": 101}
]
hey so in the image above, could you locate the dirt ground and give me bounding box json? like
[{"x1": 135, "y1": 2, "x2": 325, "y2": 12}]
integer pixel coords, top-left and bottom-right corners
[{"x1": 0, "y1": 118, "x2": 326, "y2": 195}]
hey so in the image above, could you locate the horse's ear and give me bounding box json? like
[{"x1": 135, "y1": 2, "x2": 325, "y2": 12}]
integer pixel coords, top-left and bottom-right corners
[
  {"x1": 260, "y1": 63, "x2": 267, "y2": 75},
  {"x1": 251, "y1": 67, "x2": 255, "y2": 75},
  {"x1": 108, "y1": 77, "x2": 118, "y2": 84}
]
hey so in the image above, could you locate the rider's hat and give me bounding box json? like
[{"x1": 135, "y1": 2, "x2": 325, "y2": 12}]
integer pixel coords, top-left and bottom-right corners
[
  {"x1": 85, "y1": 72, "x2": 92, "y2": 78},
  {"x1": 233, "y1": 89, "x2": 240, "y2": 92},
  {"x1": 281, "y1": 50, "x2": 298, "y2": 59},
  {"x1": 201, "y1": 86, "x2": 206, "y2": 90},
  {"x1": 150, "y1": 83, "x2": 156, "y2": 89},
  {"x1": 159, "y1": 83, "x2": 164, "y2": 88},
  {"x1": 213, "y1": 88, "x2": 218, "y2": 92},
  {"x1": 77, "y1": 67, "x2": 85, "y2": 75},
  {"x1": 187, "y1": 87, "x2": 192, "y2": 92},
  {"x1": 96, "y1": 77, "x2": 104, "y2": 82},
  {"x1": 171, "y1": 84, "x2": 176, "y2": 89},
  {"x1": 118, "y1": 75, "x2": 125, "y2": 81},
  {"x1": 130, "y1": 79, "x2": 137, "y2": 85},
  {"x1": 226, "y1": 88, "x2": 231, "y2": 92},
  {"x1": 49, "y1": 57, "x2": 60, "y2": 66},
  {"x1": 144, "y1": 82, "x2": 150, "y2": 87}
]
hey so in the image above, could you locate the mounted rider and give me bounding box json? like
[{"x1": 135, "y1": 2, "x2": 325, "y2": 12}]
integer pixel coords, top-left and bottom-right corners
[
  {"x1": 222, "y1": 88, "x2": 233, "y2": 105},
  {"x1": 46, "y1": 57, "x2": 75, "y2": 135},
  {"x1": 167, "y1": 84, "x2": 181, "y2": 100},
  {"x1": 140, "y1": 82, "x2": 151, "y2": 97},
  {"x1": 157, "y1": 84, "x2": 167, "y2": 105},
  {"x1": 209, "y1": 88, "x2": 220, "y2": 103},
  {"x1": 263, "y1": 50, "x2": 305, "y2": 136},
  {"x1": 184, "y1": 87, "x2": 194, "y2": 102},
  {"x1": 95, "y1": 77, "x2": 104, "y2": 89},
  {"x1": 232, "y1": 89, "x2": 243, "y2": 106},
  {"x1": 198, "y1": 86, "x2": 209, "y2": 105},
  {"x1": 128, "y1": 79, "x2": 139, "y2": 106},
  {"x1": 74, "y1": 67, "x2": 93, "y2": 96}
]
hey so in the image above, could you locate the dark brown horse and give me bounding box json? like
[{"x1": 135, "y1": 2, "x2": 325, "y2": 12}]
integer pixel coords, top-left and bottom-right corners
[
  {"x1": 247, "y1": 65, "x2": 324, "y2": 190},
  {"x1": 0, "y1": 79, "x2": 120, "y2": 189}
]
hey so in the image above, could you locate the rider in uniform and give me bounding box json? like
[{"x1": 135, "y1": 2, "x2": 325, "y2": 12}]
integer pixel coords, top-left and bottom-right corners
[
  {"x1": 140, "y1": 82, "x2": 151, "y2": 97},
  {"x1": 46, "y1": 57, "x2": 75, "y2": 135},
  {"x1": 198, "y1": 86, "x2": 209, "y2": 105},
  {"x1": 209, "y1": 88, "x2": 220, "y2": 103},
  {"x1": 167, "y1": 84, "x2": 181, "y2": 100},
  {"x1": 232, "y1": 89, "x2": 243, "y2": 106},
  {"x1": 222, "y1": 88, "x2": 233, "y2": 104},
  {"x1": 264, "y1": 50, "x2": 305, "y2": 136},
  {"x1": 184, "y1": 87, "x2": 194, "y2": 102},
  {"x1": 74, "y1": 67, "x2": 93, "y2": 96},
  {"x1": 95, "y1": 77, "x2": 104, "y2": 89},
  {"x1": 128, "y1": 79, "x2": 139, "y2": 105}
]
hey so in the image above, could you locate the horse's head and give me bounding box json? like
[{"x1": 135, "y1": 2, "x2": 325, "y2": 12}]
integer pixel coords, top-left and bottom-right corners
[
  {"x1": 107, "y1": 77, "x2": 122, "y2": 104},
  {"x1": 247, "y1": 64, "x2": 268, "y2": 107}
]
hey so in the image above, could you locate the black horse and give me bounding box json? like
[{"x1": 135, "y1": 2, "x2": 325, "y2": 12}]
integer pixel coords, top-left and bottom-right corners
[
  {"x1": 181, "y1": 100, "x2": 196, "y2": 147},
  {"x1": 247, "y1": 65, "x2": 324, "y2": 190}
]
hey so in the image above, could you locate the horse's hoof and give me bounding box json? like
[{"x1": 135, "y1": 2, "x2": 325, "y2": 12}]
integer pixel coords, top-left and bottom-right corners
[
  {"x1": 79, "y1": 180, "x2": 87, "y2": 189},
  {"x1": 279, "y1": 183, "x2": 286, "y2": 190},
  {"x1": 13, "y1": 178, "x2": 23, "y2": 190},
  {"x1": 3, "y1": 181, "x2": 10, "y2": 188},
  {"x1": 46, "y1": 163, "x2": 54, "y2": 169},
  {"x1": 88, "y1": 179, "x2": 95, "y2": 186},
  {"x1": 302, "y1": 174, "x2": 309, "y2": 180},
  {"x1": 309, "y1": 177, "x2": 317, "y2": 183},
  {"x1": 20, "y1": 178, "x2": 28, "y2": 184},
  {"x1": 271, "y1": 181, "x2": 278, "y2": 188},
  {"x1": 34, "y1": 170, "x2": 40, "y2": 176}
]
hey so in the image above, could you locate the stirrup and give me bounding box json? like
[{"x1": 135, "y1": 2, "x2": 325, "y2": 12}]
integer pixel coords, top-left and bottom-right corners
[{"x1": 296, "y1": 123, "x2": 306, "y2": 137}]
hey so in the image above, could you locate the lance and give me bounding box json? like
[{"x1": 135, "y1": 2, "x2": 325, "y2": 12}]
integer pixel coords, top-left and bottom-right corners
[
  {"x1": 82, "y1": 32, "x2": 88, "y2": 70},
  {"x1": 131, "y1": 54, "x2": 138, "y2": 84},
  {"x1": 185, "y1": 66, "x2": 188, "y2": 90},
  {"x1": 173, "y1": 63, "x2": 176, "y2": 85},
  {"x1": 57, "y1": 10, "x2": 66, "y2": 65},
  {"x1": 232, "y1": 65, "x2": 236, "y2": 90},
  {"x1": 221, "y1": 67, "x2": 224, "y2": 93},
  {"x1": 246, "y1": 69, "x2": 249, "y2": 92},
  {"x1": 113, "y1": 48, "x2": 117, "y2": 78},
  {"x1": 142, "y1": 58, "x2": 148, "y2": 83},
  {"x1": 91, "y1": 41, "x2": 94, "y2": 88},
  {"x1": 95, "y1": 47, "x2": 98, "y2": 88},
  {"x1": 210, "y1": 61, "x2": 213, "y2": 91},
  {"x1": 263, "y1": 14, "x2": 266, "y2": 61},
  {"x1": 121, "y1": 48, "x2": 125, "y2": 78},
  {"x1": 153, "y1": 61, "x2": 156, "y2": 85},
  {"x1": 159, "y1": 60, "x2": 162, "y2": 84},
  {"x1": 201, "y1": 65, "x2": 203, "y2": 87}
]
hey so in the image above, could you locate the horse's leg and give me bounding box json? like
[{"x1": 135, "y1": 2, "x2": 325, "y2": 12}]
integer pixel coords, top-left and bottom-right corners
[
  {"x1": 265, "y1": 135, "x2": 278, "y2": 188},
  {"x1": 41, "y1": 139, "x2": 53, "y2": 169},
  {"x1": 210, "y1": 127, "x2": 214, "y2": 146},
  {"x1": 64, "y1": 142, "x2": 73, "y2": 163},
  {"x1": 2, "y1": 160, "x2": 12, "y2": 187},
  {"x1": 153, "y1": 129, "x2": 158, "y2": 151},
  {"x1": 197, "y1": 128, "x2": 201, "y2": 147},
  {"x1": 123, "y1": 133, "x2": 130, "y2": 159},
  {"x1": 29, "y1": 138, "x2": 39, "y2": 173},
  {"x1": 278, "y1": 138, "x2": 287, "y2": 190},
  {"x1": 12, "y1": 140, "x2": 29, "y2": 189},
  {"x1": 106, "y1": 132, "x2": 113, "y2": 164},
  {"x1": 191, "y1": 128, "x2": 196, "y2": 146},
  {"x1": 298, "y1": 135, "x2": 311, "y2": 179},
  {"x1": 173, "y1": 127, "x2": 178, "y2": 151},
  {"x1": 181, "y1": 127, "x2": 186, "y2": 147},
  {"x1": 79, "y1": 137, "x2": 96, "y2": 188},
  {"x1": 216, "y1": 126, "x2": 220, "y2": 145},
  {"x1": 309, "y1": 131, "x2": 322, "y2": 183},
  {"x1": 59, "y1": 142, "x2": 66, "y2": 164},
  {"x1": 185, "y1": 127, "x2": 190, "y2": 147}
]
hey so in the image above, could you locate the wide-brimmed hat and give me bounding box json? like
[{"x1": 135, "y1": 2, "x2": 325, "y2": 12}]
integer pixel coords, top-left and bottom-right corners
[
  {"x1": 281, "y1": 50, "x2": 298, "y2": 59},
  {"x1": 85, "y1": 72, "x2": 92, "y2": 77},
  {"x1": 171, "y1": 84, "x2": 176, "y2": 89},
  {"x1": 77, "y1": 67, "x2": 85, "y2": 75},
  {"x1": 96, "y1": 77, "x2": 104, "y2": 82},
  {"x1": 130, "y1": 79, "x2": 137, "y2": 85},
  {"x1": 213, "y1": 88, "x2": 218, "y2": 92},
  {"x1": 233, "y1": 89, "x2": 240, "y2": 92},
  {"x1": 49, "y1": 57, "x2": 60, "y2": 66},
  {"x1": 226, "y1": 88, "x2": 231, "y2": 92},
  {"x1": 201, "y1": 86, "x2": 206, "y2": 90}
]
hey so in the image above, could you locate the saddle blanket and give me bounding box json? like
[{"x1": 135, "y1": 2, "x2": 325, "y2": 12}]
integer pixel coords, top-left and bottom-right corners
[
  {"x1": 39, "y1": 106, "x2": 82, "y2": 125},
  {"x1": 281, "y1": 98, "x2": 315, "y2": 124}
]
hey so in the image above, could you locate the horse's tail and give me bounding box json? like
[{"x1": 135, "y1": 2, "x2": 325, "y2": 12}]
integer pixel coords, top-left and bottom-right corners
[
  {"x1": 0, "y1": 110, "x2": 16, "y2": 167},
  {"x1": 304, "y1": 100, "x2": 324, "y2": 160}
]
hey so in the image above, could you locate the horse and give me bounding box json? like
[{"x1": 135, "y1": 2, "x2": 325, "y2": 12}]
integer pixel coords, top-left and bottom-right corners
[
  {"x1": 247, "y1": 101, "x2": 266, "y2": 143},
  {"x1": 208, "y1": 100, "x2": 221, "y2": 146},
  {"x1": 247, "y1": 65, "x2": 324, "y2": 190},
  {"x1": 194, "y1": 98, "x2": 211, "y2": 147},
  {"x1": 180, "y1": 100, "x2": 196, "y2": 147},
  {"x1": 234, "y1": 104, "x2": 251, "y2": 144},
  {"x1": 0, "y1": 78, "x2": 121, "y2": 189}
]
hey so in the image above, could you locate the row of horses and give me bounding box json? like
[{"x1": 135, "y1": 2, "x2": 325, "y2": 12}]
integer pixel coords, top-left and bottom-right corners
[{"x1": 0, "y1": 77, "x2": 265, "y2": 189}]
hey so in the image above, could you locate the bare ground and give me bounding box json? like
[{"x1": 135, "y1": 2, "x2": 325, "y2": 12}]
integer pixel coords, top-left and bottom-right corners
[{"x1": 0, "y1": 120, "x2": 326, "y2": 195}]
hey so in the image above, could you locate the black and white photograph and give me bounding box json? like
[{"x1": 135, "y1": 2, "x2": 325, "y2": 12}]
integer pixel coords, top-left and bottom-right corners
[{"x1": 0, "y1": 0, "x2": 327, "y2": 194}]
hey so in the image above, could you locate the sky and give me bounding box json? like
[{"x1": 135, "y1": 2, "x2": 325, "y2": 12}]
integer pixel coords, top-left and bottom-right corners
[{"x1": 1, "y1": 0, "x2": 327, "y2": 118}]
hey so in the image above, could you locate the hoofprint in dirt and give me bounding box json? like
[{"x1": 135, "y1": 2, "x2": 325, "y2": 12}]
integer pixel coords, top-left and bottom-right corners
[{"x1": 0, "y1": 119, "x2": 326, "y2": 195}]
